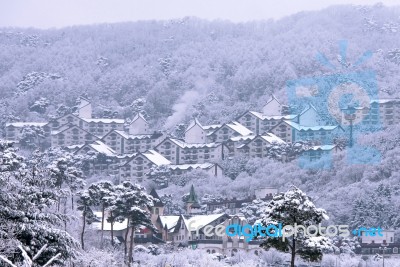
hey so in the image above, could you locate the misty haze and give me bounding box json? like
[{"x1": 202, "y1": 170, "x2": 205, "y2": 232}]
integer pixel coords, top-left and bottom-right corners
[{"x1": 1, "y1": 2, "x2": 400, "y2": 267}]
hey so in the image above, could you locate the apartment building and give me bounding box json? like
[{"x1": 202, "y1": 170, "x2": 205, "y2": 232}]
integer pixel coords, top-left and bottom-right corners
[
  {"x1": 236, "y1": 133, "x2": 286, "y2": 158},
  {"x1": 236, "y1": 111, "x2": 296, "y2": 135},
  {"x1": 120, "y1": 150, "x2": 171, "y2": 183},
  {"x1": 207, "y1": 121, "x2": 253, "y2": 143},
  {"x1": 340, "y1": 99, "x2": 400, "y2": 128},
  {"x1": 101, "y1": 130, "x2": 164, "y2": 154},
  {"x1": 51, "y1": 124, "x2": 100, "y2": 146},
  {"x1": 5, "y1": 122, "x2": 48, "y2": 142},
  {"x1": 155, "y1": 137, "x2": 228, "y2": 165}
]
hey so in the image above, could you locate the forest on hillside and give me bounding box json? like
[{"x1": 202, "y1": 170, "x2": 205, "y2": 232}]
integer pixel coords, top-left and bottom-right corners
[
  {"x1": 1, "y1": 4, "x2": 400, "y2": 133},
  {"x1": 2, "y1": 3, "x2": 400, "y2": 266}
]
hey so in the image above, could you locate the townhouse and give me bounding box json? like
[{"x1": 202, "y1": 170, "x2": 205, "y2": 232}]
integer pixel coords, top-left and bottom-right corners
[
  {"x1": 120, "y1": 150, "x2": 171, "y2": 183},
  {"x1": 74, "y1": 140, "x2": 124, "y2": 176},
  {"x1": 269, "y1": 120, "x2": 342, "y2": 143},
  {"x1": 207, "y1": 121, "x2": 253, "y2": 143},
  {"x1": 155, "y1": 137, "x2": 228, "y2": 165},
  {"x1": 5, "y1": 122, "x2": 48, "y2": 143},
  {"x1": 236, "y1": 133, "x2": 286, "y2": 158},
  {"x1": 340, "y1": 99, "x2": 400, "y2": 128},
  {"x1": 51, "y1": 124, "x2": 100, "y2": 146},
  {"x1": 101, "y1": 130, "x2": 164, "y2": 155},
  {"x1": 236, "y1": 111, "x2": 296, "y2": 135}
]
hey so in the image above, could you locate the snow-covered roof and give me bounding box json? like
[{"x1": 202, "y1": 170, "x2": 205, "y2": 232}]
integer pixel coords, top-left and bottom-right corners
[
  {"x1": 142, "y1": 150, "x2": 171, "y2": 166},
  {"x1": 371, "y1": 99, "x2": 400, "y2": 104},
  {"x1": 168, "y1": 162, "x2": 216, "y2": 171},
  {"x1": 130, "y1": 113, "x2": 148, "y2": 124},
  {"x1": 51, "y1": 124, "x2": 99, "y2": 138},
  {"x1": 248, "y1": 111, "x2": 296, "y2": 121},
  {"x1": 66, "y1": 144, "x2": 84, "y2": 150},
  {"x1": 6, "y1": 122, "x2": 47, "y2": 127},
  {"x1": 299, "y1": 104, "x2": 319, "y2": 116},
  {"x1": 202, "y1": 124, "x2": 221, "y2": 130},
  {"x1": 77, "y1": 97, "x2": 91, "y2": 109},
  {"x1": 283, "y1": 121, "x2": 338, "y2": 131},
  {"x1": 82, "y1": 118, "x2": 125, "y2": 124},
  {"x1": 113, "y1": 130, "x2": 161, "y2": 140},
  {"x1": 307, "y1": 145, "x2": 336, "y2": 151},
  {"x1": 86, "y1": 141, "x2": 116, "y2": 156},
  {"x1": 265, "y1": 95, "x2": 281, "y2": 105},
  {"x1": 167, "y1": 138, "x2": 222, "y2": 149},
  {"x1": 92, "y1": 212, "x2": 128, "y2": 231},
  {"x1": 182, "y1": 213, "x2": 226, "y2": 231},
  {"x1": 185, "y1": 118, "x2": 203, "y2": 133},
  {"x1": 159, "y1": 215, "x2": 180, "y2": 232},
  {"x1": 260, "y1": 133, "x2": 285, "y2": 144},
  {"x1": 228, "y1": 135, "x2": 256, "y2": 142},
  {"x1": 225, "y1": 121, "x2": 253, "y2": 136}
]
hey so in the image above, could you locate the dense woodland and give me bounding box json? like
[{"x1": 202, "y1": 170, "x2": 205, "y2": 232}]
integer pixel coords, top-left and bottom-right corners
[{"x1": 1, "y1": 3, "x2": 400, "y2": 266}]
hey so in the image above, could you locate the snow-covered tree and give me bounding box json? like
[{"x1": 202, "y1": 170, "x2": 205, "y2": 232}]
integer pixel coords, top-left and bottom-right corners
[
  {"x1": 148, "y1": 165, "x2": 172, "y2": 188},
  {"x1": 77, "y1": 190, "x2": 97, "y2": 250},
  {"x1": 0, "y1": 142, "x2": 79, "y2": 265},
  {"x1": 240, "y1": 198, "x2": 269, "y2": 224},
  {"x1": 351, "y1": 183, "x2": 400, "y2": 229},
  {"x1": 29, "y1": 97, "x2": 50, "y2": 114},
  {"x1": 257, "y1": 186, "x2": 333, "y2": 267},
  {"x1": 86, "y1": 181, "x2": 114, "y2": 248},
  {"x1": 110, "y1": 181, "x2": 154, "y2": 265}
]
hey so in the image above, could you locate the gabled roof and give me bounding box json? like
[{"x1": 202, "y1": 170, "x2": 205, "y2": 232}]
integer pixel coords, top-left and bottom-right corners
[
  {"x1": 130, "y1": 113, "x2": 148, "y2": 125},
  {"x1": 168, "y1": 162, "x2": 218, "y2": 171},
  {"x1": 209, "y1": 121, "x2": 253, "y2": 137},
  {"x1": 265, "y1": 94, "x2": 281, "y2": 105},
  {"x1": 272, "y1": 120, "x2": 339, "y2": 132},
  {"x1": 158, "y1": 215, "x2": 180, "y2": 232},
  {"x1": 185, "y1": 118, "x2": 203, "y2": 133},
  {"x1": 122, "y1": 149, "x2": 171, "y2": 167},
  {"x1": 77, "y1": 96, "x2": 91, "y2": 109},
  {"x1": 76, "y1": 140, "x2": 116, "y2": 157},
  {"x1": 157, "y1": 137, "x2": 222, "y2": 149},
  {"x1": 306, "y1": 145, "x2": 336, "y2": 151},
  {"x1": 181, "y1": 213, "x2": 227, "y2": 231},
  {"x1": 150, "y1": 188, "x2": 164, "y2": 207},
  {"x1": 102, "y1": 130, "x2": 162, "y2": 141},
  {"x1": 6, "y1": 122, "x2": 47, "y2": 127},
  {"x1": 51, "y1": 124, "x2": 100, "y2": 138},
  {"x1": 82, "y1": 118, "x2": 125, "y2": 124}
]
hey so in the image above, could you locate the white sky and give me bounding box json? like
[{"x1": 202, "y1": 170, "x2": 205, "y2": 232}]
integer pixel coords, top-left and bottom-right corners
[{"x1": 0, "y1": 0, "x2": 399, "y2": 29}]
